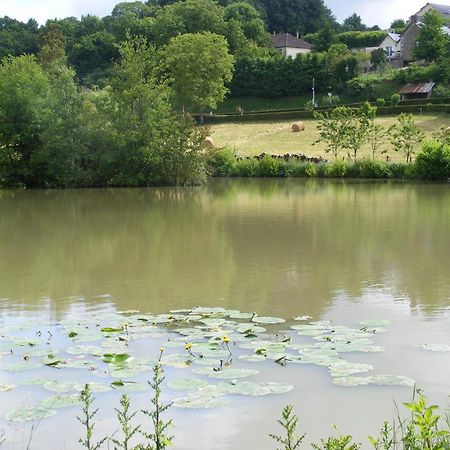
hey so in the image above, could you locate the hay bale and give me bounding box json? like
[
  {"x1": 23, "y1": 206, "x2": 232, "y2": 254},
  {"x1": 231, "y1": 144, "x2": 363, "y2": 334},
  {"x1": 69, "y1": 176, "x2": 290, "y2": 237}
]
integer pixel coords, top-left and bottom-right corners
[
  {"x1": 445, "y1": 126, "x2": 450, "y2": 135},
  {"x1": 203, "y1": 136, "x2": 214, "y2": 148},
  {"x1": 292, "y1": 122, "x2": 305, "y2": 132}
]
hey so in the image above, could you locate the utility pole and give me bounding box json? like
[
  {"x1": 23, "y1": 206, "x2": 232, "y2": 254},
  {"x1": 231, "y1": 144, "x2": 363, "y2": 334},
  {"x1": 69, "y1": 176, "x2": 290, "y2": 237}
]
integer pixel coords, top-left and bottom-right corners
[{"x1": 312, "y1": 77, "x2": 315, "y2": 109}]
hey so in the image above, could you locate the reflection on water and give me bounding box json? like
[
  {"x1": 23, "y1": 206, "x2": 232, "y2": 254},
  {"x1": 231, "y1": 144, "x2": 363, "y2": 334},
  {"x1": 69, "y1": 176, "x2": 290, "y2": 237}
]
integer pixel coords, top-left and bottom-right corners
[
  {"x1": 1, "y1": 179, "x2": 449, "y2": 316},
  {"x1": 0, "y1": 179, "x2": 449, "y2": 449}
]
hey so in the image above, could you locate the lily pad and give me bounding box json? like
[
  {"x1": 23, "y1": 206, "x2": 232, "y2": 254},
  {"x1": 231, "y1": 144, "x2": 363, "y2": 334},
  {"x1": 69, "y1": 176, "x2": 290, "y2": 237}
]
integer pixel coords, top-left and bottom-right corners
[
  {"x1": 41, "y1": 393, "x2": 82, "y2": 408},
  {"x1": 173, "y1": 395, "x2": 228, "y2": 409},
  {"x1": 6, "y1": 406, "x2": 56, "y2": 422},
  {"x1": 167, "y1": 378, "x2": 209, "y2": 391},
  {"x1": 1, "y1": 361, "x2": 42, "y2": 372},
  {"x1": 217, "y1": 381, "x2": 293, "y2": 396},
  {"x1": 111, "y1": 381, "x2": 147, "y2": 392},
  {"x1": 66, "y1": 345, "x2": 103, "y2": 356},
  {"x1": 329, "y1": 362, "x2": 374, "y2": 377},
  {"x1": 252, "y1": 316, "x2": 285, "y2": 325},
  {"x1": 43, "y1": 380, "x2": 82, "y2": 393},
  {"x1": 192, "y1": 367, "x2": 259, "y2": 379}
]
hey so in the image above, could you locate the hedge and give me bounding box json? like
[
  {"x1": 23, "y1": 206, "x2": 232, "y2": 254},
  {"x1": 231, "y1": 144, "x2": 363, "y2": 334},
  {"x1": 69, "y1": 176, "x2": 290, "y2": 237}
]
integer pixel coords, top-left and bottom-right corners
[{"x1": 198, "y1": 104, "x2": 449, "y2": 124}]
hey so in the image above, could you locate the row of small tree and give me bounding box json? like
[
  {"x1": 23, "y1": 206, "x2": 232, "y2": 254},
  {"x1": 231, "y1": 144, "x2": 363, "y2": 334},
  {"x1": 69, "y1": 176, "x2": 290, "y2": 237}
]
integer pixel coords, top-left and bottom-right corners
[{"x1": 314, "y1": 104, "x2": 428, "y2": 163}]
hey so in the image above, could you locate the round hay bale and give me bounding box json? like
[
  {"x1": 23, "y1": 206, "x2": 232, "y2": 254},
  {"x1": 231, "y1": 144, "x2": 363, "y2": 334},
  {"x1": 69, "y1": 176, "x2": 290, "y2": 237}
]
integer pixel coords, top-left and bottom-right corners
[
  {"x1": 203, "y1": 136, "x2": 214, "y2": 148},
  {"x1": 445, "y1": 126, "x2": 450, "y2": 135},
  {"x1": 292, "y1": 122, "x2": 305, "y2": 132}
]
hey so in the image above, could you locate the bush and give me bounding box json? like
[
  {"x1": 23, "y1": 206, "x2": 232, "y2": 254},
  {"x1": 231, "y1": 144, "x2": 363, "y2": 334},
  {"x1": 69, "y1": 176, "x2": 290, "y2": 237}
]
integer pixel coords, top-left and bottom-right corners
[
  {"x1": 206, "y1": 147, "x2": 236, "y2": 176},
  {"x1": 391, "y1": 93, "x2": 401, "y2": 105},
  {"x1": 357, "y1": 159, "x2": 392, "y2": 178},
  {"x1": 376, "y1": 98, "x2": 385, "y2": 107},
  {"x1": 433, "y1": 84, "x2": 450, "y2": 99},
  {"x1": 414, "y1": 141, "x2": 450, "y2": 180},
  {"x1": 325, "y1": 160, "x2": 352, "y2": 177}
]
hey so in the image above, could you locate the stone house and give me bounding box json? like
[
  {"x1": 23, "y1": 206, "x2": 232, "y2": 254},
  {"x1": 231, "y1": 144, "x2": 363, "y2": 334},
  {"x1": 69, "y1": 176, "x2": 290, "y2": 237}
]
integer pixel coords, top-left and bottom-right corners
[{"x1": 271, "y1": 32, "x2": 312, "y2": 58}]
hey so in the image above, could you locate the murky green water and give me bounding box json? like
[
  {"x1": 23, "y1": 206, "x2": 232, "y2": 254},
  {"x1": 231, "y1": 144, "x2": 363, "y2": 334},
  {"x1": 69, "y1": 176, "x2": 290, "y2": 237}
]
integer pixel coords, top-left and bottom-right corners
[{"x1": 1, "y1": 179, "x2": 449, "y2": 449}]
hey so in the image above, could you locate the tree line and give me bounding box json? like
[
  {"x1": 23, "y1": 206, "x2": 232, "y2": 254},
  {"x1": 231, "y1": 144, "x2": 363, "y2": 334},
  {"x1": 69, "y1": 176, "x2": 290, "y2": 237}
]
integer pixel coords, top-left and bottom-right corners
[{"x1": 0, "y1": 30, "x2": 234, "y2": 189}]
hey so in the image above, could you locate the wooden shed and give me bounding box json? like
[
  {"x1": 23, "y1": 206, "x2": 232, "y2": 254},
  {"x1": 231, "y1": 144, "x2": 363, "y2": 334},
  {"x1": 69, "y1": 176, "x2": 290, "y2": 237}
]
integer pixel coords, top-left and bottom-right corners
[{"x1": 399, "y1": 82, "x2": 435, "y2": 100}]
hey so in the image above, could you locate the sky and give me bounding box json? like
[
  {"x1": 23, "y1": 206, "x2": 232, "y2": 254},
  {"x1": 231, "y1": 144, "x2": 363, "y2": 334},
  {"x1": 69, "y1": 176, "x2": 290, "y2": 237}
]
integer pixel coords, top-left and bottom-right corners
[{"x1": 1, "y1": 0, "x2": 450, "y2": 28}]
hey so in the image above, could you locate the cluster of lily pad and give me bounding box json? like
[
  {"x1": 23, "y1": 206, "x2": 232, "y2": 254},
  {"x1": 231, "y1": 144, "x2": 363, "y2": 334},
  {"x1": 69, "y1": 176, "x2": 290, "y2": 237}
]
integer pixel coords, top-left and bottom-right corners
[{"x1": 0, "y1": 306, "x2": 446, "y2": 422}]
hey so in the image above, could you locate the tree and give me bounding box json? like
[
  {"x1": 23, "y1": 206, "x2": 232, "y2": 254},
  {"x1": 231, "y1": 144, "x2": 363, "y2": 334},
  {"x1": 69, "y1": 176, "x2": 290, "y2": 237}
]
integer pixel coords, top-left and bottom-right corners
[
  {"x1": 389, "y1": 113, "x2": 424, "y2": 162},
  {"x1": 413, "y1": 10, "x2": 448, "y2": 63},
  {"x1": 341, "y1": 107, "x2": 370, "y2": 161},
  {"x1": 165, "y1": 32, "x2": 234, "y2": 113},
  {"x1": 150, "y1": 0, "x2": 227, "y2": 46},
  {"x1": 314, "y1": 107, "x2": 350, "y2": 160},
  {"x1": 342, "y1": 13, "x2": 366, "y2": 32},
  {"x1": 0, "y1": 17, "x2": 39, "y2": 59},
  {"x1": 370, "y1": 48, "x2": 387, "y2": 70},
  {"x1": 37, "y1": 23, "x2": 67, "y2": 71},
  {"x1": 362, "y1": 102, "x2": 387, "y2": 160},
  {"x1": 103, "y1": 35, "x2": 207, "y2": 186},
  {"x1": 390, "y1": 18, "x2": 406, "y2": 32},
  {"x1": 0, "y1": 55, "x2": 50, "y2": 187}
]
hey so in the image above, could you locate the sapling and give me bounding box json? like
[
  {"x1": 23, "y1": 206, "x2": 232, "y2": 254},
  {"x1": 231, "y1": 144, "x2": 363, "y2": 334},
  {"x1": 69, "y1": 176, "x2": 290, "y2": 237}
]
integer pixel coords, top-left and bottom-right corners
[
  {"x1": 270, "y1": 404, "x2": 305, "y2": 450},
  {"x1": 110, "y1": 394, "x2": 141, "y2": 450},
  {"x1": 77, "y1": 384, "x2": 107, "y2": 450}
]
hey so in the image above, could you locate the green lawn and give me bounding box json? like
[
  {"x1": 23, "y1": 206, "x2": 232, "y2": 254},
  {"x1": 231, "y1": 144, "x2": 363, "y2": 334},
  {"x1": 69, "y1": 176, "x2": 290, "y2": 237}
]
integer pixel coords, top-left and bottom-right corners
[{"x1": 210, "y1": 113, "x2": 449, "y2": 162}]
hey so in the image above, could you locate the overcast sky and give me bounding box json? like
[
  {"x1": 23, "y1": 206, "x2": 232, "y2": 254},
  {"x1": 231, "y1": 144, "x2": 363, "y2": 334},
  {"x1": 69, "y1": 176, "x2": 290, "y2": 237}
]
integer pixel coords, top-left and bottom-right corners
[{"x1": 1, "y1": 0, "x2": 449, "y2": 28}]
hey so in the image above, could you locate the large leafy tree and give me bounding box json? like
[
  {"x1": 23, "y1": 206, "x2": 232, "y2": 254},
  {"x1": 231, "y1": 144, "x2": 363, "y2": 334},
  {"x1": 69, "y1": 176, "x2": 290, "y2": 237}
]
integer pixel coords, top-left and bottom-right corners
[
  {"x1": 150, "y1": 0, "x2": 227, "y2": 45},
  {"x1": 0, "y1": 55, "x2": 50, "y2": 187},
  {"x1": 0, "y1": 17, "x2": 39, "y2": 58},
  {"x1": 414, "y1": 10, "x2": 448, "y2": 63},
  {"x1": 165, "y1": 32, "x2": 234, "y2": 113},
  {"x1": 342, "y1": 13, "x2": 366, "y2": 32},
  {"x1": 254, "y1": 0, "x2": 335, "y2": 34}
]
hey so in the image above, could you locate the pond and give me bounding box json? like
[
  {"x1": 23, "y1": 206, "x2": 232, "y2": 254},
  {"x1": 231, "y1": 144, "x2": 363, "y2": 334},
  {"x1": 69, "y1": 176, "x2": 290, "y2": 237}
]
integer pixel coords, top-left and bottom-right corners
[{"x1": 0, "y1": 179, "x2": 449, "y2": 449}]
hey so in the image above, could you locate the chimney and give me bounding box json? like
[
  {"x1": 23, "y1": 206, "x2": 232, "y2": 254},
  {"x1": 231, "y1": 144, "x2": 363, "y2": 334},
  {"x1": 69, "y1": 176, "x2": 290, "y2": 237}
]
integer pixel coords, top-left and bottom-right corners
[{"x1": 296, "y1": 31, "x2": 299, "y2": 38}]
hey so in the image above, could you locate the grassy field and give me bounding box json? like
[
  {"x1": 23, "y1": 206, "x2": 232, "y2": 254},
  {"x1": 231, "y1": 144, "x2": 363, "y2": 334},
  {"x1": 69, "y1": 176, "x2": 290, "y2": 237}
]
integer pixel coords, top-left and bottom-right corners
[{"x1": 210, "y1": 113, "x2": 449, "y2": 162}]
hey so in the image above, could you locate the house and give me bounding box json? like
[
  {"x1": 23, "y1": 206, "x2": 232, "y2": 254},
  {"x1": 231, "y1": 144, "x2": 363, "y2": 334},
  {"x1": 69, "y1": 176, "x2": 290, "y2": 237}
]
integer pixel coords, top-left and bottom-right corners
[
  {"x1": 399, "y1": 82, "x2": 435, "y2": 100},
  {"x1": 410, "y1": 2, "x2": 450, "y2": 23},
  {"x1": 399, "y1": 3, "x2": 450, "y2": 64},
  {"x1": 379, "y1": 32, "x2": 402, "y2": 59},
  {"x1": 271, "y1": 33, "x2": 312, "y2": 58}
]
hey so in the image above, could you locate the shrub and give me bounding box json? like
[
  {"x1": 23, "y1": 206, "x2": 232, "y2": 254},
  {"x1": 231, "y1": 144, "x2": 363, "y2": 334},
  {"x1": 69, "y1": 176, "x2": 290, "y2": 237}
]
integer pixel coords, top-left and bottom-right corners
[
  {"x1": 375, "y1": 98, "x2": 385, "y2": 107},
  {"x1": 391, "y1": 93, "x2": 401, "y2": 106},
  {"x1": 325, "y1": 160, "x2": 352, "y2": 177},
  {"x1": 357, "y1": 159, "x2": 392, "y2": 178},
  {"x1": 414, "y1": 140, "x2": 450, "y2": 180},
  {"x1": 205, "y1": 147, "x2": 236, "y2": 176}
]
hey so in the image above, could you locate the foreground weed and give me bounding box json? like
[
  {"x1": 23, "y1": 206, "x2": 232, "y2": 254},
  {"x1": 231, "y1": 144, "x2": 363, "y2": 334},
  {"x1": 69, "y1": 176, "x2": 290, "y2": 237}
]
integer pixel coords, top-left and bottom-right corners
[
  {"x1": 78, "y1": 384, "x2": 107, "y2": 450},
  {"x1": 270, "y1": 404, "x2": 305, "y2": 450},
  {"x1": 141, "y1": 364, "x2": 173, "y2": 450},
  {"x1": 368, "y1": 421, "x2": 397, "y2": 449},
  {"x1": 110, "y1": 395, "x2": 141, "y2": 450},
  {"x1": 312, "y1": 429, "x2": 361, "y2": 449},
  {"x1": 402, "y1": 393, "x2": 450, "y2": 449}
]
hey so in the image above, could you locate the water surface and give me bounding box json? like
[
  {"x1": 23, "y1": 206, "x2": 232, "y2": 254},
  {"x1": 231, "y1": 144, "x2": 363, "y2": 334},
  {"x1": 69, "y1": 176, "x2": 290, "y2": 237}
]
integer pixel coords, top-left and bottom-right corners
[{"x1": 0, "y1": 179, "x2": 449, "y2": 449}]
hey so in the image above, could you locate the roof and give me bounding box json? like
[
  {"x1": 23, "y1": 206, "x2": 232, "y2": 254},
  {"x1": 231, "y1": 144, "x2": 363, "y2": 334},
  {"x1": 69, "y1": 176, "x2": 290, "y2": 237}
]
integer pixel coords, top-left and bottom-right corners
[
  {"x1": 428, "y1": 3, "x2": 450, "y2": 16},
  {"x1": 399, "y1": 82, "x2": 435, "y2": 94},
  {"x1": 387, "y1": 32, "x2": 401, "y2": 42},
  {"x1": 271, "y1": 33, "x2": 312, "y2": 50}
]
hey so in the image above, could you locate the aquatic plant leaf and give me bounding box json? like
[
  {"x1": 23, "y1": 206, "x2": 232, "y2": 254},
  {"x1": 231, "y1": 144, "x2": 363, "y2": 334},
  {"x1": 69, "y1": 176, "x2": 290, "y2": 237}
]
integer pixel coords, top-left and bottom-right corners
[
  {"x1": 252, "y1": 317, "x2": 285, "y2": 325},
  {"x1": 217, "y1": 381, "x2": 293, "y2": 396},
  {"x1": 41, "y1": 393, "x2": 82, "y2": 408},
  {"x1": 65, "y1": 359, "x2": 98, "y2": 369},
  {"x1": 329, "y1": 362, "x2": 374, "y2": 377},
  {"x1": 332, "y1": 377, "x2": 370, "y2": 387},
  {"x1": 66, "y1": 345, "x2": 103, "y2": 356},
  {"x1": 359, "y1": 320, "x2": 391, "y2": 327},
  {"x1": 43, "y1": 380, "x2": 82, "y2": 393},
  {"x1": 192, "y1": 367, "x2": 259, "y2": 379},
  {"x1": 167, "y1": 378, "x2": 209, "y2": 391},
  {"x1": 111, "y1": 381, "x2": 147, "y2": 392},
  {"x1": 228, "y1": 312, "x2": 255, "y2": 320},
  {"x1": 368, "y1": 375, "x2": 415, "y2": 386},
  {"x1": 173, "y1": 395, "x2": 228, "y2": 409},
  {"x1": 238, "y1": 354, "x2": 266, "y2": 362},
  {"x1": 6, "y1": 406, "x2": 56, "y2": 422},
  {"x1": 1, "y1": 361, "x2": 42, "y2": 372}
]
